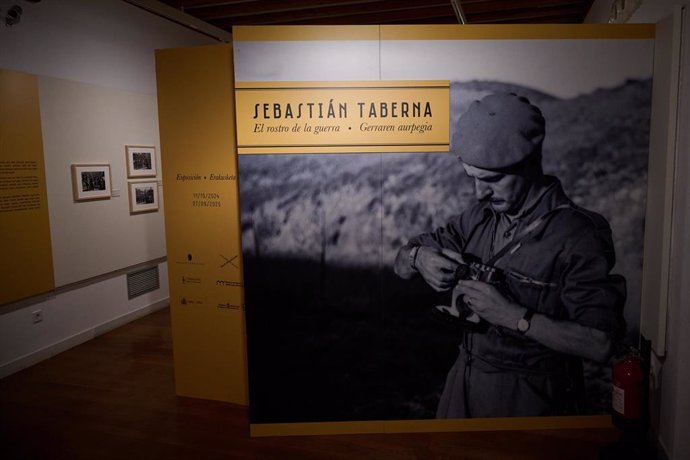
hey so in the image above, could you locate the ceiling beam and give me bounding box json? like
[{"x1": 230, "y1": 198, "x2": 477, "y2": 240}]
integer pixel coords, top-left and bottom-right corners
[
  {"x1": 123, "y1": 0, "x2": 232, "y2": 41},
  {"x1": 467, "y1": 5, "x2": 587, "y2": 23},
  {"x1": 462, "y1": 0, "x2": 590, "y2": 16},
  {"x1": 191, "y1": 0, "x2": 451, "y2": 21},
  {"x1": 155, "y1": 0, "x2": 595, "y2": 30},
  {"x1": 161, "y1": 0, "x2": 259, "y2": 9}
]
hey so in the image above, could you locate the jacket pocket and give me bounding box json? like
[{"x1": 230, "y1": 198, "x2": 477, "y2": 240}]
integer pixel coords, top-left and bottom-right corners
[{"x1": 505, "y1": 269, "x2": 555, "y2": 312}]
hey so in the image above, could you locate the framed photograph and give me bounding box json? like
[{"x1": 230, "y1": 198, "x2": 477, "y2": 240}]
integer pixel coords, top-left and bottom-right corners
[
  {"x1": 128, "y1": 180, "x2": 159, "y2": 213},
  {"x1": 71, "y1": 164, "x2": 112, "y2": 201},
  {"x1": 125, "y1": 145, "x2": 157, "y2": 178}
]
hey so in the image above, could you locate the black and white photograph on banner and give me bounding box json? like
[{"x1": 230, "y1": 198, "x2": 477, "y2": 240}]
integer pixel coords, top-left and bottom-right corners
[
  {"x1": 393, "y1": 91, "x2": 627, "y2": 419},
  {"x1": 236, "y1": 36, "x2": 653, "y2": 424}
]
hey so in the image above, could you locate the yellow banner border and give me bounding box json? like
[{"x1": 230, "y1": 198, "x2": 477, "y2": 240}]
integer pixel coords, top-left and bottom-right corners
[
  {"x1": 234, "y1": 25, "x2": 379, "y2": 41},
  {"x1": 236, "y1": 81, "x2": 449, "y2": 89},
  {"x1": 381, "y1": 24, "x2": 655, "y2": 40},
  {"x1": 237, "y1": 146, "x2": 449, "y2": 155},
  {"x1": 233, "y1": 24, "x2": 654, "y2": 42},
  {"x1": 250, "y1": 415, "x2": 612, "y2": 437}
]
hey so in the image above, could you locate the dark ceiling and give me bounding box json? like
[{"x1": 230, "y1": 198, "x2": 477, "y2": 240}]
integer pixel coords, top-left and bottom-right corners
[{"x1": 157, "y1": 0, "x2": 596, "y2": 31}]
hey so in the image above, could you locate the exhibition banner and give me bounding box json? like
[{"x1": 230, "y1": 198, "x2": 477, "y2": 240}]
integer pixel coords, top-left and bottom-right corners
[
  {"x1": 234, "y1": 25, "x2": 655, "y2": 435},
  {"x1": 235, "y1": 81, "x2": 450, "y2": 153},
  {"x1": 0, "y1": 69, "x2": 54, "y2": 305},
  {"x1": 156, "y1": 45, "x2": 247, "y2": 404}
]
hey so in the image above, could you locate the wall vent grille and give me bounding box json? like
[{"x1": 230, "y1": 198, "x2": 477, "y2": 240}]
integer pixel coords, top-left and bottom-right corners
[{"x1": 127, "y1": 266, "x2": 160, "y2": 299}]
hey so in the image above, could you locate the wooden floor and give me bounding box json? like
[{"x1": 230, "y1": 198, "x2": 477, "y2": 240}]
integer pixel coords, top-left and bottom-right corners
[{"x1": 0, "y1": 307, "x2": 621, "y2": 459}]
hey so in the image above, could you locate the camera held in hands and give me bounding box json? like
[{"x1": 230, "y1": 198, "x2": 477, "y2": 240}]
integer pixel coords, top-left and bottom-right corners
[{"x1": 432, "y1": 254, "x2": 506, "y2": 333}]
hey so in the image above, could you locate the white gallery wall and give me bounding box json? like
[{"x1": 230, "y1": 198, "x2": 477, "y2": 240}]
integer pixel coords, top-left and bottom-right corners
[
  {"x1": 40, "y1": 76, "x2": 166, "y2": 286},
  {"x1": 0, "y1": 0, "x2": 214, "y2": 378},
  {"x1": 0, "y1": 0, "x2": 212, "y2": 94}
]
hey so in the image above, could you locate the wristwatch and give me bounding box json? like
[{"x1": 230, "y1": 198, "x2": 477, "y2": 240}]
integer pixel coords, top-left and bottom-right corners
[{"x1": 517, "y1": 309, "x2": 534, "y2": 334}]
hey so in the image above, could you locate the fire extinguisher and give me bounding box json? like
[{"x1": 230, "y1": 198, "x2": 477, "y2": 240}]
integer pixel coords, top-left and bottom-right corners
[
  {"x1": 611, "y1": 347, "x2": 644, "y2": 427},
  {"x1": 600, "y1": 343, "x2": 651, "y2": 460}
]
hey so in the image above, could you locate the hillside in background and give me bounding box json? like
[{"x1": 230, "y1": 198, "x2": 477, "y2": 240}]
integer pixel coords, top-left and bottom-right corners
[{"x1": 240, "y1": 78, "x2": 651, "y2": 339}]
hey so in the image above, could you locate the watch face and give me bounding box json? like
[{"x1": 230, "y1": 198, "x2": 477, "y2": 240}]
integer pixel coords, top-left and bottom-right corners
[{"x1": 517, "y1": 318, "x2": 530, "y2": 333}]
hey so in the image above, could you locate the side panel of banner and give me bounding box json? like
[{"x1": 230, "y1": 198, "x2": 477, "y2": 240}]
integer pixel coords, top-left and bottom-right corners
[{"x1": 155, "y1": 45, "x2": 247, "y2": 404}]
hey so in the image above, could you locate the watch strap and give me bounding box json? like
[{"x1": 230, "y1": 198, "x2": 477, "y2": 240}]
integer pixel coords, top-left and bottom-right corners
[{"x1": 409, "y1": 246, "x2": 420, "y2": 269}]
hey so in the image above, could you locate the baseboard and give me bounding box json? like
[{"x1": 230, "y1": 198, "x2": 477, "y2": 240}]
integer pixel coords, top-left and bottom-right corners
[{"x1": 0, "y1": 298, "x2": 169, "y2": 380}]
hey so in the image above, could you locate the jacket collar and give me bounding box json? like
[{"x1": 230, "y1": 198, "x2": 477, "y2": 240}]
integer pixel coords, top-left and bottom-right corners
[{"x1": 482, "y1": 175, "x2": 571, "y2": 225}]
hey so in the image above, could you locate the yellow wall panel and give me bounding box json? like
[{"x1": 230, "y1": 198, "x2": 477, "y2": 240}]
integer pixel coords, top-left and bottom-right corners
[{"x1": 0, "y1": 69, "x2": 54, "y2": 305}]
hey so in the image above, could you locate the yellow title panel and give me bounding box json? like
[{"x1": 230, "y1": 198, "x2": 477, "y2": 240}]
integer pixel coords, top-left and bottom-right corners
[{"x1": 235, "y1": 81, "x2": 450, "y2": 154}]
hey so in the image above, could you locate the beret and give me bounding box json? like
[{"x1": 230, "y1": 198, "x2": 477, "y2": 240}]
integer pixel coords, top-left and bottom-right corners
[{"x1": 452, "y1": 93, "x2": 545, "y2": 170}]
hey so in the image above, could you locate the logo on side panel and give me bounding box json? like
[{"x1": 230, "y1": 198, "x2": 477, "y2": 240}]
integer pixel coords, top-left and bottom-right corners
[
  {"x1": 217, "y1": 302, "x2": 244, "y2": 310},
  {"x1": 216, "y1": 279, "x2": 243, "y2": 287},
  {"x1": 220, "y1": 254, "x2": 238, "y2": 269},
  {"x1": 179, "y1": 296, "x2": 204, "y2": 306},
  {"x1": 176, "y1": 252, "x2": 204, "y2": 266}
]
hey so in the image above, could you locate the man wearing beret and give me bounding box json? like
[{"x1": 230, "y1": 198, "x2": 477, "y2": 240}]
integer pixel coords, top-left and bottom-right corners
[{"x1": 394, "y1": 93, "x2": 626, "y2": 418}]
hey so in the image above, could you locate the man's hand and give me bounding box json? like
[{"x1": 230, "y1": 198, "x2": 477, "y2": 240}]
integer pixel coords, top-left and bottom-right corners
[
  {"x1": 454, "y1": 280, "x2": 524, "y2": 329},
  {"x1": 454, "y1": 280, "x2": 614, "y2": 362},
  {"x1": 414, "y1": 247, "x2": 465, "y2": 292}
]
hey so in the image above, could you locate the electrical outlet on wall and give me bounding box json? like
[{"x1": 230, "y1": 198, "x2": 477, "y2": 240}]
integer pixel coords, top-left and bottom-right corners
[{"x1": 32, "y1": 309, "x2": 43, "y2": 324}]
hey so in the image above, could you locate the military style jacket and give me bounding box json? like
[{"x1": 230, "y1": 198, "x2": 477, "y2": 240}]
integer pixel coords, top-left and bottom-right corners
[{"x1": 409, "y1": 176, "x2": 626, "y2": 375}]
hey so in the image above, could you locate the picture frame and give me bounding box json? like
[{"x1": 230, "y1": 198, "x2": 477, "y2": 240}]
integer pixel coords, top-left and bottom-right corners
[
  {"x1": 71, "y1": 164, "x2": 112, "y2": 201},
  {"x1": 125, "y1": 145, "x2": 157, "y2": 178},
  {"x1": 128, "y1": 180, "x2": 159, "y2": 214}
]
